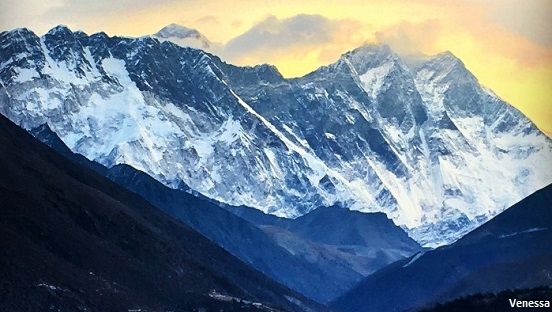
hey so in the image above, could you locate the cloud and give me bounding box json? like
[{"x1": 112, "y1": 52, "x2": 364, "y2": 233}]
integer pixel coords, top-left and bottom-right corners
[
  {"x1": 45, "y1": 0, "x2": 180, "y2": 16},
  {"x1": 195, "y1": 15, "x2": 219, "y2": 26},
  {"x1": 231, "y1": 20, "x2": 243, "y2": 29},
  {"x1": 222, "y1": 14, "x2": 362, "y2": 64},
  {"x1": 374, "y1": 20, "x2": 442, "y2": 56},
  {"x1": 471, "y1": 0, "x2": 552, "y2": 47}
]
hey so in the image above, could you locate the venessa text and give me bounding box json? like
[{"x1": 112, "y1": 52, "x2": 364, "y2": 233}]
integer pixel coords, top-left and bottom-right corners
[{"x1": 509, "y1": 299, "x2": 550, "y2": 308}]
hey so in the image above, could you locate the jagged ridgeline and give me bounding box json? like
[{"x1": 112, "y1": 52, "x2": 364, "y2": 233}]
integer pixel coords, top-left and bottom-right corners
[{"x1": 1, "y1": 25, "x2": 551, "y2": 247}]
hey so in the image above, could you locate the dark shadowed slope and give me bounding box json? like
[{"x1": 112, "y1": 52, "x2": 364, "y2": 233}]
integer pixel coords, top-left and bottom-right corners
[
  {"x1": 32, "y1": 123, "x2": 422, "y2": 303},
  {"x1": 259, "y1": 206, "x2": 422, "y2": 280},
  {"x1": 0, "y1": 113, "x2": 321, "y2": 312},
  {"x1": 332, "y1": 184, "x2": 552, "y2": 312},
  {"x1": 31, "y1": 124, "x2": 362, "y2": 303},
  {"x1": 227, "y1": 204, "x2": 422, "y2": 276},
  {"x1": 284, "y1": 206, "x2": 421, "y2": 257},
  {"x1": 106, "y1": 163, "x2": 360, "y2": 303},
  {"x1": 106, "y1": 165, "x2": 423, "y2": 303}
]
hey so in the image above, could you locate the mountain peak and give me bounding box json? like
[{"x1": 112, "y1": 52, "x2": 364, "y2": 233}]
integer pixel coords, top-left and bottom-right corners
[
  {"x1": 343, "y1": 44, "x2": 395, "y2": 62},
  {"x1": 430, "y1": 50, "x2": 463, "y2": 66},
  {"x1": 350, "y1": 43, "x2": 393, "y2": 55},
  {"x1": 1, "y1": 28, "x2": 40, "y2": 45},
  {"x1": 339, "y1": 43, "x2": 402, "y2": 75},
  {"x1": 3, "y1": 27, "x2": 33, "y2": 36},
  {"x1": 45, "y1": 24, "x2": 73, "y2": 37},
  {"x1": 414, "y1": 50, "x2": 475, "y2": 85},
  {"x1": 154, "y1": 23, "x2": 211, "y2": 49},
  {"x1": 156, "y1": 23, "x2": 197, "y2": 38}
]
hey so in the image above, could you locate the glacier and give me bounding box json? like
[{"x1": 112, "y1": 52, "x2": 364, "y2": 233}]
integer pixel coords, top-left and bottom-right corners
[{"x1": 0, "y1": 25, "x2": 550, "y2": 247}]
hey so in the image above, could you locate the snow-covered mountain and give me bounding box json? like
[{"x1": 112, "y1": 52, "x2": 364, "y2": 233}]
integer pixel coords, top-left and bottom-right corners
[
  {"x1": 153, "y1": 23, "x2": 211, "y2": 49},
  {"x1": 1, "y1": 25, "x2": 550, "y2": 247}
]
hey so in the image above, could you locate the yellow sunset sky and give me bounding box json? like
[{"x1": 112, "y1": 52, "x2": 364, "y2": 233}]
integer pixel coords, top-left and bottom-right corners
[{"x1": 1, "y1": 0, "x2": 551, "y2": 134}]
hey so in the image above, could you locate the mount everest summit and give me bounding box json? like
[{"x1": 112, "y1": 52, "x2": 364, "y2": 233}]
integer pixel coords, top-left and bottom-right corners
[
  {"x1": 153, "y1": 23, "x2": 212, "y2": 50},
  {"x1": 0, "y1": 24, "x2": 550, "y2": 247}
]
